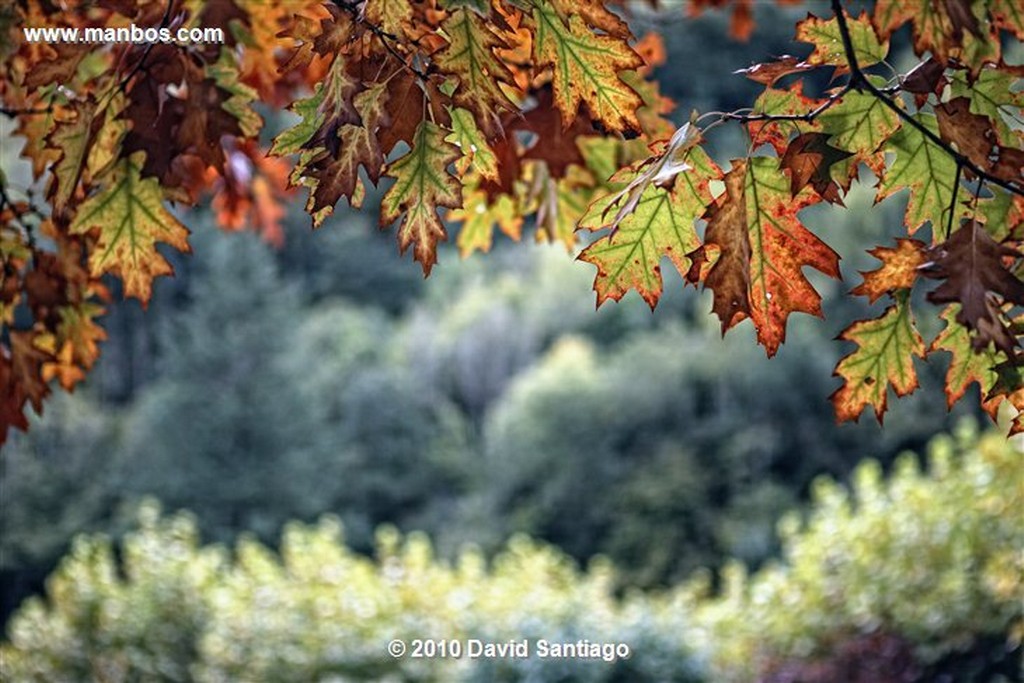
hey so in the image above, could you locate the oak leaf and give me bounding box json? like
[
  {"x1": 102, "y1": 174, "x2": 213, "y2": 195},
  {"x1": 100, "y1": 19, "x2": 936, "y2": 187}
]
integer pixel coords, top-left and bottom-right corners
[
  {"x1": 831, "y1": 295, "x2": 925, "y2": 422},
  {"x1": 380, "y1": 120, "x2": 462, "y2": 275},
  {"x1": 698, "y1": 157, "x2": 840, "y2": 356},
  {"x1": 921, "y1": 221, "x2": 1024, "y2": 355},
  {"x1": 531, "y1": 0, "x2": 643, "y2": 133},
  {"x1": 850, "y1": 239, "x2": 927, "y2": 304},
  {"x1": 578, "y1": 143, "x2": 720, "y2": 308},
  {"x1": 69, "y1": 152, "x2": 191, "y2": 302}
]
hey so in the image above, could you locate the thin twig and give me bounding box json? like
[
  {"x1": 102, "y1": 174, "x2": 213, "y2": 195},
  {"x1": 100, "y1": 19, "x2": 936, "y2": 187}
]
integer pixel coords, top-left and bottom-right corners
[{"x1": 715, "y1": 84, "x2": 852, "y2": 124}]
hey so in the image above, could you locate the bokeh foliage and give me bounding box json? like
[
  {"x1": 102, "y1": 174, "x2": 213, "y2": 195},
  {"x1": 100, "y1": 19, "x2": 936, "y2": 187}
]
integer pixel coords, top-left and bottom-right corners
[{"x1": 3, "y1": 427, "x2": 1020, "y2": 682}]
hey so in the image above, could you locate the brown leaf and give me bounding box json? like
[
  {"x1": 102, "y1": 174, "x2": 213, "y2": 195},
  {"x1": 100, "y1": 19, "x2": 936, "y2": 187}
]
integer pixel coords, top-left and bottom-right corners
[
  {"x1": 377, "y1": 69, "x2": 424, "y2": 156},
  {"x1": 513, "y1": 87, "x2": 599, "y2": 178},
  {"x1": 942, "y1": 0, "x2": 983, "y2": 41},
  {"x1": 901, "y1": 57, "x2": 945, "y2": 95},
  {"x1": 922, "y1": 221, "x2": 1024, "y2": 354},
  {"x1": 936, "y1": 97, "x2": 995, "y2": 172},
  {"x1": 697, "y1": 162, "x2": 752, "y2": 332},
  {"x1": 735, "y1": 56, "x2": 815, "y2": 86},
  {"x1": 780, "y1": 132, "x2": 852, "y2": 204},
  {"x1": 991, "y1": 146, "x2": 1024, "y2": 184}
]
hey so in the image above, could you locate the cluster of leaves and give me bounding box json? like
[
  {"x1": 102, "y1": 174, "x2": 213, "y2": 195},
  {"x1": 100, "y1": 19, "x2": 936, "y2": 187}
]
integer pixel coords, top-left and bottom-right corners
[
  {"x1": 2, "y1": 0, "x2": 1024, "y2": 441},
  {"x1": 3, "y1": 427, "x2": 1020, "y2": 681}
]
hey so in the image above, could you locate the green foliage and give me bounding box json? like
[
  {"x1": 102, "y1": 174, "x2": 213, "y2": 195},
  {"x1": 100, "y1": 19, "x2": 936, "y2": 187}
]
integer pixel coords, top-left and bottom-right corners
[
  {"x1": 3, "y1": 428, "x2": 1020, "y2": 682},
  {"x1": 1, "y1": 503, "x2": 700, "y2": 683},
  {"x1": 686, "y1": 425, "x2": 1024, "y2": 681}
]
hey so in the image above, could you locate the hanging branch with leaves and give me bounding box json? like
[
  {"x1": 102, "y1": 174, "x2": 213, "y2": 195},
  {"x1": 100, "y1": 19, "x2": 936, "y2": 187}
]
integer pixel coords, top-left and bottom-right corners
[{"x1": 1, "y1": 0, "x2": 1023, "y2": 444}]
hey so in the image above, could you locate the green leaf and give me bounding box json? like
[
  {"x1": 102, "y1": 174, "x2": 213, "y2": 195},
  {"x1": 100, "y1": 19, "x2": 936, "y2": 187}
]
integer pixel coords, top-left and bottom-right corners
[
  {"x1": 451, "y1": 184, "x2": 521, "y2": 256},
  {"x1": 930, "y1": 304, "x2": 1002, "y2": 409},
  {"x1": 831, "y1": 294, "x2": 925, "y2": 422},
  {"x1": 270, "y1": 56, "x2": 358, "y2": 157},
  {"x1": 875, "y1": 113, "x2": 971, "y2": 235},
  {"x1": 950, "y1": 68, "x2": 1024, "y2": 146},
  {"x1": 817, "y1": 82, "x2": 901, "y2": 167},
  {"x1": 435, "y1": 9, "x2": 517, "y2": 135},
  {"x1": 270, "y1": 83, "x2": 327, "y2": 157},
  {"x1": 69, "y1": 151, "x2": 191, "y2": 302},
  {"x1": 578, "y1": 143, "x2": 718, "y2": 308},
  {"x1": 445, "y1": 106, "x2": 499, "y2": 182},
  {"x1": 47, "y1": 102, "x2": 96, "y2": 217},
  {"x1": 380, "y1": 120, "x2": 461, "y2": 275}
]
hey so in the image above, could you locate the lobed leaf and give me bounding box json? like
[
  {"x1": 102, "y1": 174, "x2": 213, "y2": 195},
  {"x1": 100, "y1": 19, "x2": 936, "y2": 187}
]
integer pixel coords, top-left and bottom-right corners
[
  {"x1": 69, "y1": 152, "x2": 190, "y2": 303},
  {"x1": 831, "y1": 295, "x2": 925, "y2": 423},
  {"x1": 380, "y1": 120, "x2": 462, "y2": 275}
]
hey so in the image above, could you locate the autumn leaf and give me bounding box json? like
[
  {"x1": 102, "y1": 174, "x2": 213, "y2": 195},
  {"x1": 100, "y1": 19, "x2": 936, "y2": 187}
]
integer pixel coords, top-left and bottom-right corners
[
  {"x1": 531, "y1": 0, "x2": 643, "y2": 133},
  {"x1": 921, "y1": 221, "x2": 1024, "y2": 355},
  {"x1": 935, "y1": 96, "x2": 996, "y2": 172},
  {"x1": 446, "y1": 106, "x2": 499, "y2": 182},
  {"x1": 69, "y1": 151, "x2": 191, "y2": 302},
  {"x1": 435, "y1": 8, "x2": 518, "y2": 136},
  {"x1": 736, "y1": 56, "x2": 814, "y2": 87},
  {"x1": 831, "y1": 294, "x2": 925, "y2": 423},
  {"x1": 700, "y1": 157, "x2": 841, "y2": 357},
  {"x1": 451, "y1": 184, "x2": 522, "y2": 256},
  {"x1": 308, "y1": 82, "x2": 390, "y2": 225},
  {"x1": 950, "y1": 68, "x2": 1024, "y2": 147},
  {"x1": 364, "y1": 0, "x2": 414, "y2": 37},
  {"x1": 270, "y1": 55, "x2": 359, "y2": 157},
  {"x1": 850, "y1": 239, "x2": 927, "y2": 304},
  {"x1": 817, "y1": 83, "x2": 901, "y2": 176},
  {"x1": 779, "y1": 132, "x2": 852, "y2": 204},
  {"x1": 796, "y1": 12, "x2": 888, "y2": 74},
  {"x1": 532, "y1": 164, "x2": 591, "y2": 251},
  {"x1": 578, "y1": 143, "x2": 720, "y2": 308},
  {"x1": 46, "y1": 102, "x2": 97, "y2": 217},
  {"x1": 873, "y1": 0, "x2": 995, "y2": 68},
  {"x1": 747, "y1": 84, "x2": 823, "y2": 155},
  {"x1": 380, "y1": 120, "x2": 461, "y2": 275},
  {"x1": 207, "y1": 49, "x2": 263, "y2": 138},
  {"x1": 591, "y1": 122, "x2": 702, "y2": 233},
  {"x1": 930, "y1": 304, "x2": 1002, "y2": 410}
]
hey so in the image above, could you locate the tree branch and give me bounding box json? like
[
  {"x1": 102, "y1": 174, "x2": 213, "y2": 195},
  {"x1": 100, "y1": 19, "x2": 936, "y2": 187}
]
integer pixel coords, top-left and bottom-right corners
[{"x1": 830, "y1": 0, "x2": 1024, "y2": 199}]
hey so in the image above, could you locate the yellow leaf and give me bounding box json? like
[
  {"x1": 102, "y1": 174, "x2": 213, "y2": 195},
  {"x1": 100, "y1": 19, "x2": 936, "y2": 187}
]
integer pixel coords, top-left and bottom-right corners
[{"x1": 69, "y1": 152, "x2": 191, "y2": 302}]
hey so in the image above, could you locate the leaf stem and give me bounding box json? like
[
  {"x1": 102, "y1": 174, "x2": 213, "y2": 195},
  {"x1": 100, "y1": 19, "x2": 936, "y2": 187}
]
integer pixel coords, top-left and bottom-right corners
[{"x1": 946, "y1": 162, "x2": 963, "y2": 239}]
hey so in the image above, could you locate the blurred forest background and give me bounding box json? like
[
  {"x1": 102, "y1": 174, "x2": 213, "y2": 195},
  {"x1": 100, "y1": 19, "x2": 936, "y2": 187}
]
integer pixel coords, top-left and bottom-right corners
[{"x1": 1, "y1": 5, "x2": 1020, "y2": 680}]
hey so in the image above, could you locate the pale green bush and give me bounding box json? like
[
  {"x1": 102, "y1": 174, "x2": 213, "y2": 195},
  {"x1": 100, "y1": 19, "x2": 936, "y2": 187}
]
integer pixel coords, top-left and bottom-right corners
[
  {"x1": 685, "y1": 425, "x2": 1023, "y2": 681},
  {"x1": 2, "y1": 505, "x2": 698, "y2": 682}
]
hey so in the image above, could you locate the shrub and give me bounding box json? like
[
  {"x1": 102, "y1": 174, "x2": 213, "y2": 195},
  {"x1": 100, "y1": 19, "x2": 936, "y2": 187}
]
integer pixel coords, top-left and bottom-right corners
[
  {"x1": 2, "y1": 504, "x2": 699, "y2": 682},
  {"x1": 685, "y1": 425, "x2": 1023, "y2": 682}
]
